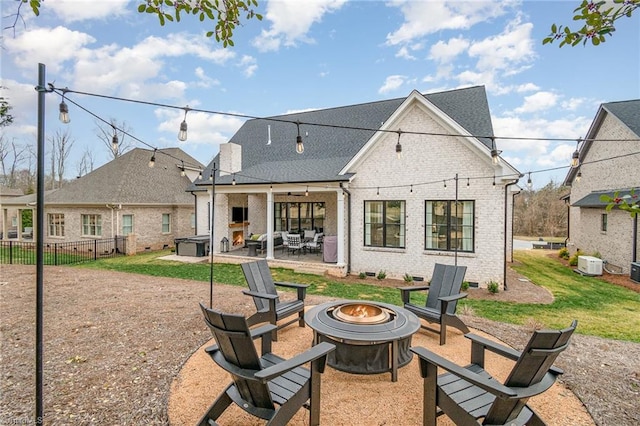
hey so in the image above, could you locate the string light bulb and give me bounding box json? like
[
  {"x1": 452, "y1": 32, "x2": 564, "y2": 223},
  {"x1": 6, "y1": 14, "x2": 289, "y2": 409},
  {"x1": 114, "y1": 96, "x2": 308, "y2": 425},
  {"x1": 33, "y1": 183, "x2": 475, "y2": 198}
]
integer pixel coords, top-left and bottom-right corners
[
  {"x1": 443, "y1": 180, "x2": 447, "y2": 188},
  {"x1": 467, "y1": 178, "x2": 470, "y2": 187},
  {"x1": 295, "y1": 121, "x2": 304, "y2": 154},
  {"x1": 232, "y1": 173, "x2": 236, "y2": 185},
  {"x1": 111, "y1": 132, "x2": 119, "y2": 153},
  {"x1": 180, "y1": 162, "x2": 186, "y2": 177},
  {"x1": 59, "y1": 91, "x2": 70, "y2": 124},
  {"x1": 178, "y1": 106, "x2": 190, "y2": 141},
  {"x1": 527, "y1": 172, "x2": 532, "y2": 189},
  {"x1": 576, "y1": 170, "x2": 582, "y2": 182},
  {"x1": 490, "y1": 136, "x2": 500, "y2": 165},
  {"x1": 305, "y1": 186, "x2": 309, "y2": 196},
  {"x1": 395, "y1": 130, "x2": 402, "y2": 159},
  {"x1": 148, "y1": 149, "x2": 156, "y2": 168},
  {"x1": 570, "y1": 138, "x2": 581, "y2": 168}
]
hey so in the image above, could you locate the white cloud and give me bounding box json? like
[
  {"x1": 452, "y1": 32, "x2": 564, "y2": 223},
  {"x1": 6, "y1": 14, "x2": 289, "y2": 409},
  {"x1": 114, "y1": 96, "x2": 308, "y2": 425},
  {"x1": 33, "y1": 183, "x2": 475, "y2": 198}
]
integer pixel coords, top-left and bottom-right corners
[
  {"x1": 513, "y1": 91, "x2": 558, "y2": 114},
  {"x1": 561, "y1": 97, "x2": 586, "y2": 111},
  {"x1": 378, "y1": 75, "x2": 408, "y2": 94},
  {"x1": 194, "y1": 67, "x2": 220, "y2": 88},
  {"x1": 252, "y1": 0, "x2": 347, "y2": 52},
  {"x1": 238, "y1": 55, "x2": 258, "y2": 77},
  {"x1": 48, "y1": 0, "x2": 130, "y2": 22},
  {"x1": 5, "y1": 26, "x2": 96, "y2": 73},
  {"x1": 386, "y1": 0, "x2": 509, "y2": 45},
  {"x1": 467, "y1": 18, "x2": 535, "y2": 73},
  {"x1": 516, "y1": 83, "x2": 539, "y2": 92},
  {"x1": 429, "y1": 36, "x2": 470, "y2": 63},
  {"x1": 395, "y1": 46, "x2": 416, "y2": 60}
]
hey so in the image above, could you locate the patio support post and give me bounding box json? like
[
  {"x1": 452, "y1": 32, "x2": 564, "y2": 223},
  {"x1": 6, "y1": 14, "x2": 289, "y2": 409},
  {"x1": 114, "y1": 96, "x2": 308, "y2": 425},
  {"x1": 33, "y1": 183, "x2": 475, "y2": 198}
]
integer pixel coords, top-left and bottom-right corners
[
  {"x1": 336, "y1": 189, "x2": 345, "y2": 266},
  {"x1": 266, "y1": 189, "x2": 274, "y2": 260}
]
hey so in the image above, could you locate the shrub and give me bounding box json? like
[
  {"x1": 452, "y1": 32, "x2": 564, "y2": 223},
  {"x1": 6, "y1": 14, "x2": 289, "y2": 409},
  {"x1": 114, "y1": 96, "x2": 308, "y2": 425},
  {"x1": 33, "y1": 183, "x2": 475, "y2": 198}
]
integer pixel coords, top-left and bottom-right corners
[
  {"x1": 558, "y1": 247, "x2": 569, "y2": 260},
  {"x1": 591, "y1": 251, "x2": 602, "y2": 259},
  {"x1": 568, "y1": 250, "x2": 583, "y2": 266},
  {"x1": 487, "y1": 280, "x2": 500, "y2": 294},
  {"x1": 358, "y1": 272, "x2": 366, "y2": 279},
  {"x1": 376, "y1": 270, "x2": 387, "y2": 280},
  {"x1": 461, "y1": 281, "x2": 470, "y2": 291},
  {"x1": 524, "y1": 317, "x2": 545, "y2": 332},
  {"x1": 403, "y1": 273, "x2": 413, "y2": 282},
  {"x1": 459, "y1": 304, "x2": 475, "y2": 316}
]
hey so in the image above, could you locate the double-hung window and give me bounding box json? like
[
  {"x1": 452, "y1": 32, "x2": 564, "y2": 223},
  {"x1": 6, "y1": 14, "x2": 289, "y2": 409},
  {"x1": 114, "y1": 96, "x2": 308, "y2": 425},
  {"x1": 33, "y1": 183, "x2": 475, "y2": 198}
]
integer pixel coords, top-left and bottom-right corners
[
  {"x1": 425, "y1": 200, "x2": 474, "y2": 252},
  {"x1": 364, "y1": 200, "x2": 405, "y2": 248},
  {"x1": 81, "y1": 214, "x2": 102, "y2": 237},
  {"x1": 48, "y1": 213, "x2": 65, "y2": 237},
  {"x1": 122, "y1": 214, "x2": 133, "y2": 236},
  {"x1": 162, "y1": 213, "x2": 171, "y2": 233}
]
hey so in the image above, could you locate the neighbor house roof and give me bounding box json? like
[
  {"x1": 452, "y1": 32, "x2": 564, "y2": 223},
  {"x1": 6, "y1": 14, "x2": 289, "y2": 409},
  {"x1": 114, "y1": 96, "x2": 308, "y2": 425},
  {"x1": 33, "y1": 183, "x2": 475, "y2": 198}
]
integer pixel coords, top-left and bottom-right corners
[
  {"x1": 31, "y1": 148, "x2": 202, "y2": 206},
  {"x1": 564, "y1": 99, "x2": 640, "y2": 185},
  {"x1": 571, "y1": 188, "x2": 635, "y2": 208},
  {"x1": 192, "y1": 86, "x2": 495, "y2": 189}
]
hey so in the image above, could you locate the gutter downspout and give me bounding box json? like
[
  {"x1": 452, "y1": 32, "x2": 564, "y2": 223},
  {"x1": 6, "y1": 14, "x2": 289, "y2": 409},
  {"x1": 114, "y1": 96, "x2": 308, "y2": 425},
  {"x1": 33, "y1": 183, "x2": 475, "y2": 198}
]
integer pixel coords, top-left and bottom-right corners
[
  {"x1": 340, "y1": 183, "x2": 352, "y2": 274},
  {"x1": 190, "y1": 191, "x2": 198, "y2": 236},
  {"x1": 503, "y1": 176, "x2": 522, "y2": 291},
  {"x1": 633, "y1": 215, "x2": 638, "y2": 263}
]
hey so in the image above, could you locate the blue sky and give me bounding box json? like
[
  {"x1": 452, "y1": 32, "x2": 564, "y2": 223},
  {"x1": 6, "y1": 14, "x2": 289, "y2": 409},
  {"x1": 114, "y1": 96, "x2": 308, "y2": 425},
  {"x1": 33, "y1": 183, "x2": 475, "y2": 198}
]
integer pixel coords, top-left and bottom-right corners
[{"x1": 2, "y1": 0, "x2": 638, "y2": 188}]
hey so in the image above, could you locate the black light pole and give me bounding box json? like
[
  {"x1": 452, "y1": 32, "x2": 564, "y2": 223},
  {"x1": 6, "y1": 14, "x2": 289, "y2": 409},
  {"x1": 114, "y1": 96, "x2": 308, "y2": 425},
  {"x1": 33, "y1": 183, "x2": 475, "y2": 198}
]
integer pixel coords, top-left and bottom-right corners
[
  {"x1": 209, "y1": 163, "x2": 216, "y2": 308},
  {"x1": 34, "y1": 63, "x2": 48, "y2": 424}
]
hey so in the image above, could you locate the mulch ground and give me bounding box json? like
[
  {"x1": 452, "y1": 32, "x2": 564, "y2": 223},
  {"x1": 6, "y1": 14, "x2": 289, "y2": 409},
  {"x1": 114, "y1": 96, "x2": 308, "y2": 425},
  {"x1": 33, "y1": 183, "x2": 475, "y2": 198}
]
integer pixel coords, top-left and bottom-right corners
[{"x1": 0, "y1": 263, "x2": 639, "y2": 425}]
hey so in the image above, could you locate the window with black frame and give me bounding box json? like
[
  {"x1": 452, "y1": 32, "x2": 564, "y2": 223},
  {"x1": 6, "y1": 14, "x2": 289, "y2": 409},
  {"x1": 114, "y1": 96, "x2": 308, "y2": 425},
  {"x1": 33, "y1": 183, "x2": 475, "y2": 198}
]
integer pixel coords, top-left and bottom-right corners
[
  {"x1": 425, "y1": 200, "x2": 474, "y2": 252},
  {"x1": 275, "y1": 202, "x2": 325, "y2": 233},
  {"x1": 364, "y1": 200, "x2": 405, "y2": 248}
]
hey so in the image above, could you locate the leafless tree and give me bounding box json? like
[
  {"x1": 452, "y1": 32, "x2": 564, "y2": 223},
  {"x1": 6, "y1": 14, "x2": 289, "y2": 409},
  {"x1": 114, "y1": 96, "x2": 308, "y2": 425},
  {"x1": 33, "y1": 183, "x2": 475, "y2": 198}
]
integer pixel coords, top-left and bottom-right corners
[
  {"x1": 95, "y1": 119, "x2": 134, "y2": 160},
  {"x1": 514, "y1": 180, "x2": 569, "y2": 238},
  {"x1": 0, "y1": 135, "x2": 29, "y2": 187},
  {"x1": 76, "y1": 147, "x2": 95, "y2": 178},
  {"x1": 47, "y1": 129, "x2": 75, "y2": 189}
]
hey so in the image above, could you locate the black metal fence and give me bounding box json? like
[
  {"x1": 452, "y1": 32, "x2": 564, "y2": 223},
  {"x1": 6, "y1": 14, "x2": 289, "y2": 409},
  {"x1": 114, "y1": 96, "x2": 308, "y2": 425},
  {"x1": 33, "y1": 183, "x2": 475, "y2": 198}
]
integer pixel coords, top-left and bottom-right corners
[{"x1": 0, "y1": 237, "x2": 127, "y2": 266}]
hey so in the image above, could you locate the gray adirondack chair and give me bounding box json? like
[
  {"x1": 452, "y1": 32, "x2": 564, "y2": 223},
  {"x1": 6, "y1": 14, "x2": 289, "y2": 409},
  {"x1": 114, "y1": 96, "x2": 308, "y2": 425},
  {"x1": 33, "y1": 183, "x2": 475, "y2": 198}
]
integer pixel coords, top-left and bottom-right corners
[
  {"x1": 198, "y1": 303, "x2": 335, "y2": 426},
  {"x1": 411, "y1": 320, "x2": 578, "y2": 426},
  {"x1": 399, "y1": 263, "x2": 469, "y2": 345},
  {"x1": 241, "y1": 259, "x2": 308, "y2": 341}
]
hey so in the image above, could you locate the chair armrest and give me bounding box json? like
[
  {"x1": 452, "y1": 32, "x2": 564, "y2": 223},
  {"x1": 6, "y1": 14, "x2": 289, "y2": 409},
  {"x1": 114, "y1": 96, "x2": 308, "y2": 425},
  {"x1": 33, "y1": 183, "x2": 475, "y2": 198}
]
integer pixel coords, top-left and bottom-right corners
[
  {"x1": 439, "y1": 292, "x2": 467, "y2": 303},
  {"x1": 274, "y1": 281, "x2": 309, "y2": 289},
  {"x1": 466, "y1": 333, "x2": 521, "y2": 361},
  {"x1": 274, "y1": 281, "x2": 308, "y2": 300},
  {"x1": 242, "y1": 289, "x2": 279, "y2": 300},
  {"x1": 399, "y1": 285, "x2": 430, "y2": 305},
  {"x1": 205, "y1": 324, "x2": 276, "y2": 354},
  {"x1": 255, "y1": 342, "x2": 336, "y2": 382},
  {"x1": 466, "y1": 333, "x2": 565, "y2": 376},
  {"x1": 411, "y1": 346, "x2": 516, "y2": 399}
]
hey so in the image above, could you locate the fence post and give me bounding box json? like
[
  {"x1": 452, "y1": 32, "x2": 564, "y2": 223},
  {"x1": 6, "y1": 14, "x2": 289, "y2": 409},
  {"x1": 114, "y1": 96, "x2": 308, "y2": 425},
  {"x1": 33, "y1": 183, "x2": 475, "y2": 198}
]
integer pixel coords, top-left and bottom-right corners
[
  {"x1": 9, "y1": 241, "x2": 13, "y2": 264},
  {"x1": 54, "y1": 243, "x2": 58, "y2": 266},
  {"x1": 94, "y1": 239, "x2": 98, "y2": 260}
]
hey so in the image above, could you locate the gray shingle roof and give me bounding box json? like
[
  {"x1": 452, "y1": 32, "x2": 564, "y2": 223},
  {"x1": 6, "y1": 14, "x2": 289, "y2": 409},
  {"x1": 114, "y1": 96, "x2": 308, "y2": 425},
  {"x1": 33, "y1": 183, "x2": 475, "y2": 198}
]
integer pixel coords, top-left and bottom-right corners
[
  {"x1": 572, "y1": 188, "x2": 635, "y2": 208},
  {"x1": 43, "y1": 148, "x2": 202, "y2": 205},
  {"x1": 193, "y1": 86, "x2": 494, "y2": 188}
]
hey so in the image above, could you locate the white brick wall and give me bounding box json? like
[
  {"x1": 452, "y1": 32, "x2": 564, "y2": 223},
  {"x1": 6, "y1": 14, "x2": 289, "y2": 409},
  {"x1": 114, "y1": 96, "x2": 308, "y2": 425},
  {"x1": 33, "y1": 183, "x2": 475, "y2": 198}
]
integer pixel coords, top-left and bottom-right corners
[{"x1": 347, "y1": 103, "x2": 510, "y2": 287}]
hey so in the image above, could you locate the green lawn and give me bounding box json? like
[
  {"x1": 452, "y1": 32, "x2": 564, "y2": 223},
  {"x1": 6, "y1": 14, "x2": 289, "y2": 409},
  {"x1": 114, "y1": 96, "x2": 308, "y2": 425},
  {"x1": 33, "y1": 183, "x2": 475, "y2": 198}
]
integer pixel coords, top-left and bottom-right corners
[{"x1": 76, "y1": 250, "x2": 640, "y2": 342}]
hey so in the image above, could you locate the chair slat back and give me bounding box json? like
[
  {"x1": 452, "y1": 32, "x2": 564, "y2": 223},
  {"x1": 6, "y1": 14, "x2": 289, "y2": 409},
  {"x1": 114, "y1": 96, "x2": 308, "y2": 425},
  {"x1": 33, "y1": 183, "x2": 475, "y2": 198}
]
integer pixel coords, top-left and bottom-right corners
[
  {"x1": 242, "y1": 260, "x2": 279, "y2": 311},
  {"x1": 486, "y1": 320, "x2": 577, "y2": 423},
  {"x1": 425, "y1": 264, "x2": 467, "y2": 314},
  {"x1": 199, "y1": 303, "x2": 274, "y2": 409},
  {"x1": 304, "y1": 229, "x2": 316, "y2": 240},
  {"x1": 288, "y1": 234, "x2": 302, "y2": 249}
]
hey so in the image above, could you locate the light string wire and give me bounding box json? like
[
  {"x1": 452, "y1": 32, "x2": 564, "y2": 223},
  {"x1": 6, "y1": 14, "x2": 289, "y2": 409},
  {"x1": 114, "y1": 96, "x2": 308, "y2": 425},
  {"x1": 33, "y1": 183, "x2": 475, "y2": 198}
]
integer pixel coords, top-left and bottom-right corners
[{"x1": 51, "y1": 86, "x2": 640, "y2": 193}]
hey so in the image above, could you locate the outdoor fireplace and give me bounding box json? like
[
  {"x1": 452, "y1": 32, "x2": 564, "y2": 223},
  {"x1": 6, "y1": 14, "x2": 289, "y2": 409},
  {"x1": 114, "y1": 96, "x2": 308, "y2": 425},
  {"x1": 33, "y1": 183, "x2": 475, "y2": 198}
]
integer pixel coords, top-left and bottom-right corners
[
  {"x1": 305, "y1": 300, "x2": 420, "y2": 382},
  {"x1": 232, "y1": 230, "x2": 244, "y2": 246}
]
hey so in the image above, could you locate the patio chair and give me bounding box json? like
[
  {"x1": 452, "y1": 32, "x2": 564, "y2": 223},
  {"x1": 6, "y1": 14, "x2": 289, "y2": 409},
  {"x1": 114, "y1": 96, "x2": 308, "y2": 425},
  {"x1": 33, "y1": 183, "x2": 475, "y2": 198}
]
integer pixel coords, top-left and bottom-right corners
[
  {"x1": 198, "y1": 303, "x2": 336, "y2": 426},
  {"x1": 304, "y1": 232, "x2": 323, "y2": 255},
  {"x1": 241, "y1": 259, "x2": 308, "y2": 341},
  {"x1": 399, "y1": 263, "x2": 469, "y2": 345},
  {"x1": 287, "y1": 234, "x2": 303, "y2": 256},
  {"x1": 281, "y1": 231, "x2": 289, "y2": 253},
  {"x1": 411, "y1": 320, "x2": 577, "y2": 426},
  {"x1": 304, "y1": 229, "x2": 316, "y2": 241}
]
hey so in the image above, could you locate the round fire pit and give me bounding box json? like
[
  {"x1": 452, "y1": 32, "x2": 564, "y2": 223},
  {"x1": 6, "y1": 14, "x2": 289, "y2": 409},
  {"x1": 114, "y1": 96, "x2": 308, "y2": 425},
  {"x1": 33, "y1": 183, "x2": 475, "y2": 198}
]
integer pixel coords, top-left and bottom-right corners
[{"x1": 305, "y1": 300, "x2": 420, "y2": 381}]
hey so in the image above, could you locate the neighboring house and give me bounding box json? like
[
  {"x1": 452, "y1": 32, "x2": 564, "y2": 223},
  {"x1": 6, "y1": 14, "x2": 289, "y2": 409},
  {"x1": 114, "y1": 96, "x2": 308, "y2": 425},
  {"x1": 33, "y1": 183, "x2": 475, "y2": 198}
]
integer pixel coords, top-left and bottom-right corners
[
  {"x1": 563, "y1": 99, "x2": 640, "y2": 273},
  {"x1": 0, "y1": 186, "x2": 25, "y2": 239},
  {"x1": 1, "y1": 148, "x2": 202, "y2": 251},
  {"x1": 191, "y1": 86, "x2": 521, "y2": 287}
]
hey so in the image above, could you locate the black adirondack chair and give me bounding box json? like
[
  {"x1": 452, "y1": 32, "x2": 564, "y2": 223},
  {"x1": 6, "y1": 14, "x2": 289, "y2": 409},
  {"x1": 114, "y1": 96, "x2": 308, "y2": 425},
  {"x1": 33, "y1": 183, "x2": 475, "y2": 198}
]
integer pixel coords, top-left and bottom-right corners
[
  {"x1": 198, "y1": 303, "x2": 335, "y2": 426},
  {"x1": 399, "y1": 263, "x2": 469, "y2": 345},
  {"x1": 411, "y1": 320, "x2": 578, "y2": 426},
  {"x1": 241, "y1": 260, "x2": 308, "y2": 341}
]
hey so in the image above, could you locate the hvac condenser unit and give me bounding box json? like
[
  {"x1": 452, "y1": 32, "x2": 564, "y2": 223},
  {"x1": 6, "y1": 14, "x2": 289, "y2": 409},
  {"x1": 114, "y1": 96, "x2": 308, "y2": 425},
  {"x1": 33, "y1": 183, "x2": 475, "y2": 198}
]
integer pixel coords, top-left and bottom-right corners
[{"x1": 577, "y1": 256, "x2": 603, "y2": 276}]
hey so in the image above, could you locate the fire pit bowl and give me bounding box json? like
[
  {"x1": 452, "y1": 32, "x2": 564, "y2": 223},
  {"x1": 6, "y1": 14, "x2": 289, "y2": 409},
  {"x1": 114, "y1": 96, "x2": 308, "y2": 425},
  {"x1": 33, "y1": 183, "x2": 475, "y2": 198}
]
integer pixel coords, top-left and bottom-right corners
[
  {"x1": 332, "y1": 302, "x2": 391, "y2": 324},
  {"x1": 305, "y1": 300, "x2": 420, "y2": 381}
]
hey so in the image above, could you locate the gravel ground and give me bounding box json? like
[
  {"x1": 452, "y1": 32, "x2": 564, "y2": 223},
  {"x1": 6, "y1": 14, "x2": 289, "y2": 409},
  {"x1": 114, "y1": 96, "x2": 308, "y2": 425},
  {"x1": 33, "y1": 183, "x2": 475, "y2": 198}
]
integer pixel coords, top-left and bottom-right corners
[{"x1": 0, "y1": 264, "x2": 638, "y2": 425}]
